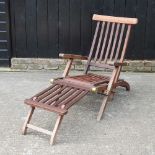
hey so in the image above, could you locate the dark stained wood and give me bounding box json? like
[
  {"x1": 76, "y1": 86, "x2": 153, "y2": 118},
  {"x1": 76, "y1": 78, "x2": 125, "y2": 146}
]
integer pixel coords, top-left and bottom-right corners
[
  {"x1": 99, "y1": 22, "x2": 110, "y2": 62},
  {"x1": 134, "y1": 0, "x2": 147, "y2": 59},
  {"x1": 13, "y1": 0, "x2": 27, "y2": 57},
  {"x1": 35, "y1": 85, "x2": 61, "y2": 101},
  {"x1": 59, "y1": 53, "x2": 87, "y2": 60},
  {"x1": 60, "y1": 90, "x2": 86, "y2": 108},
  {"x1": 59, "y1": 0, "x2": 70, "y2": 52},
  {"x1": 125, "y1": 0, "x2": 137, "y2": 59},
  {"x1": 22, "y1": 14, "x2": 137, "y2": 145},
  {"x1": 69, "y1": 0, "x2": 81, "y2": 53},
  {"x1": 38, "y1": 86, "x2": 65, "y2": 103},
  {"x1": 145, "y1": 0, "x2": 155, "y2": 59},
  {"x1": 25, "y1": 0, "x2": 37, "y2": 57},
  {"x1": 114, "y1": 24, "x2": 125, "y2": 61},
  {"x1": 8, "y1": 0, "x2": 155, "y2": 61},
  {"x1": 89, "y1": 62, "x2": 114, "y2": 70},
  {"x1": 93, "y1": 15, "x2": 138, "y2": 25},
  {"x1": 37, "y1": 0, "x2": 48, "y2": 57},
  {"x1": 109, "y1": 24, "x2": 120, "y2": 61},
  {"x1": 48, "y1": 0, "x2": 59, "y2": 57},
  {"x1": 81, "y1": 0, "x2": 92, "y2": 56},
  {"x1": 55, "y1": 89, "x2": 80, "y2": 106},
  {"x1": 25, "y1": 99, "x2": 68, "y2": 115},
  {"x1": 104, "y1": 23, "x2": 115, "y2": 63},
  {"x1": 49, "y1": 87, "x2": 74, "y2": 106},
  {"x1": 94, "y1": 22, "x2": 105, "y2": 61}
]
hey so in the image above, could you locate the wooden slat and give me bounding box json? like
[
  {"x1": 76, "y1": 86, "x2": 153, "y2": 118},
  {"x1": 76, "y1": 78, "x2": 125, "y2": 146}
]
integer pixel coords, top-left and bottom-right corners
[
  {"x1": 90, "y1": 62, "x2": 114, "y2": 69},
  {"x1": 53, "y1": 79, "x2": 94, "y2": 91},
  {"x1": 120, "y1": 25, "x2": 132, "y2": 62},
  {"x1": 88, "y1": 73, "x2": 105, "y2": 78},
  {"x1": 84, "y1": 21, "x2": 100, "y2": 73},
  {"x1": 59, "y1": 53, "x2": 87, "y2": 60},
  {"x1": 114, "y1": 25, "x2": 131, "y2": 87},
  {"x1": 99, "y1": 22, "x2": 110, "y2": 62},
  {"x1": 68, "y1": 74, "x2": 109, "y2": 84},
  {"x1": 94, "y1": 22, "x2": 105, "y2": 61},
  {"x1": 93, "y1": 14, "x2": 138, "y2": 25},
  {"x1": 31, "y1": 84, "x2": 58, "y2": 99},
  {"x1": 46, "y1": 87, "x2": 75, "y2": 105},
  {"x1": 63, "y1": 59, "x2": 73, "y2": 77},
  {"x1": 104, "y1": 23, "x2": 115, "y2": 63},
  {"x1": 58, "y1": 89, "x2": 83, "y2": 106},
  {"x1": 64, "y1": 91, "x2": 88, "y2": 109},
  {"x1": 110, "y1": 23, "x2": 120, "y2": 61},
  {"x1": 24, "y1": 99, "x2": 67, "y2": 115},
  {"x1": 54, "y1": 88, "x2": 78, "y2": 106},
  {"x1": 36, "y1": 85, "x2": 61, "y2": 101},
  {"x1": 27, "y1": 124, "x2": 52, "y2": 135},
  {"x1": 114, "y1": 24, "x2": 125, "y2": 61},
  {"x1": 47, "y1": 87, "x2": 72, "y2": 105},
  {"x1": 40, "y1": 86, "x2": 67, "y2": 103},
  {"x1": 93, "y1": 79, "x2": 109, "y2": 86},
  {"x1": 89, "y1": 21, "x2": 100, "y2": 59}
]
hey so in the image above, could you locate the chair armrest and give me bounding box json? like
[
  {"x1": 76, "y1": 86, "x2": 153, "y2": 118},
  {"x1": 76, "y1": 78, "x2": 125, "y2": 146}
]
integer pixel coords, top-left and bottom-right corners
[
  {"x1": 59, "y1": 53, "x2": 88, "y2": 60},
  {"x1": 108, "y1": 62, "x2": 127, "y2": 67}
]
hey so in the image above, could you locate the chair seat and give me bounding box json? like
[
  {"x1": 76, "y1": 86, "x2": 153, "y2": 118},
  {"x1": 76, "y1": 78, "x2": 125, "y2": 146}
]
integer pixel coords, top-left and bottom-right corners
[
  {"x1": 66, "y1": 73, "x2": 110, "y2": 85},
  {"x1": 25, "y1": 73, "x2": 129, "y2": 115},
  {"x1": 25, "y1": 84, "x2": 88, "y2": 115},
  {"x1": 62, "y1": 73, "x2": 129, "y2": 91}
]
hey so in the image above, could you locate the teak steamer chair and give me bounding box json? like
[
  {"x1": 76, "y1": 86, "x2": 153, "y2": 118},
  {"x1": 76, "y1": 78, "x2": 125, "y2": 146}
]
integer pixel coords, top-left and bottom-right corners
[{"x1": 22, "y1": 14, "x2": 138, "y2": 145}]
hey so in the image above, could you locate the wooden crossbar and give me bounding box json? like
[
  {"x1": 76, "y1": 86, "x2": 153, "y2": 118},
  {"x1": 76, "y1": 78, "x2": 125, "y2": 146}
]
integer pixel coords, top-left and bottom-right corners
[
  {"x1": 27, "y1": 124, "x2": 52, "y2": 135},
  {"x1": 93, "y1": 14, "x2": 138, "y2": 25}
]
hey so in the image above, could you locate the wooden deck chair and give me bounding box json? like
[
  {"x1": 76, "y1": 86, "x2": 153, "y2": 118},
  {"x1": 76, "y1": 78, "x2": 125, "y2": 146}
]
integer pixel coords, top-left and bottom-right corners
[{"x1": 22, "y1": 14, "x2": 138, "y2": 145}]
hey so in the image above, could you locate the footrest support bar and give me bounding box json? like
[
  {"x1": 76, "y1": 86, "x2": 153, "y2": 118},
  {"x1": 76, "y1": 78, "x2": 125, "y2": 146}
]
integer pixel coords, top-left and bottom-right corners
[{"x1": 27, "y1": 124, "x2": 52, "y2": 136}]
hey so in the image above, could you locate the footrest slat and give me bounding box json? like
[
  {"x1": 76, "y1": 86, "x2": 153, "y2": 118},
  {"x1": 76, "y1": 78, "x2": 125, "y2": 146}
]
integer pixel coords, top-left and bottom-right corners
[
  {"x1": 25, "y1": 83, "x2": 89, "y2": 115},
  {"x1": 27, "y1": 124, "x2": 52, "y2": 136}
]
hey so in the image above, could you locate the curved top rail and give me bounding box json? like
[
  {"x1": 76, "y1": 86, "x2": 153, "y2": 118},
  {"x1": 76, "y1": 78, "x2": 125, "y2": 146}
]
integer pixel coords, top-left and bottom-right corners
[{"x1": 93, "y1": 14, "x2": 138, "y2": 25}]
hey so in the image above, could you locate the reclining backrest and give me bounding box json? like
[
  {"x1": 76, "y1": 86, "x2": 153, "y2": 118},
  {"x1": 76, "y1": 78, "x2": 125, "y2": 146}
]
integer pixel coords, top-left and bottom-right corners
[{"x1": 85, "y1": 14, "x2": 138, "y2": 73}]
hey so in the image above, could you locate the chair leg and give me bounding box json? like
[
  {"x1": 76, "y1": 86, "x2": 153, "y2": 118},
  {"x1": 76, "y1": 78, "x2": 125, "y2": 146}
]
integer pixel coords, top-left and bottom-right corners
[
  {"x1": 97, "y1": 95, "x2": 109, "y2": 121},
  {"x1": 108, "y1": 91, "x2": 115, "y2": 101},
  {"x1": 22, "y1": 106, "x2": 35, "y2": 135},
  {"x1": 50, "y1": 115, "x2": 64, "y2": 145}
]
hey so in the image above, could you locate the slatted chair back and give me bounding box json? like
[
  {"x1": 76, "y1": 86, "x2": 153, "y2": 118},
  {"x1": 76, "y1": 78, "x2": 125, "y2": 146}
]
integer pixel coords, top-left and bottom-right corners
[{"x1": 84, "y1": 14, "x2": 138, "y2": 73}]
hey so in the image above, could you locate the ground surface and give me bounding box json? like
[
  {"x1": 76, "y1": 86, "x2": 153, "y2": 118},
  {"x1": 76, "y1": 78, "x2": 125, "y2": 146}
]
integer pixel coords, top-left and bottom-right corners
[{"x1": 0, "y1": 70, "x2": 155, "y2": 155}]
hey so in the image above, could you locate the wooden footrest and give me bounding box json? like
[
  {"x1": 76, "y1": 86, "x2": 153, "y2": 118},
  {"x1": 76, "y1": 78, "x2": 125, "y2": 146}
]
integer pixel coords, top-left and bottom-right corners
[{"x1": 25, "y1": 84, "x2": 89, "y2": 115}]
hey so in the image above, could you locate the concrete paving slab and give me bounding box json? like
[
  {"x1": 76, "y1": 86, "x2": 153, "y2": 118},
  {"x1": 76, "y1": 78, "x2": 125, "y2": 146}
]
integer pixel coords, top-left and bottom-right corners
[{"x1": 0, "y1": 71, "x2": 155, "y2": 155}]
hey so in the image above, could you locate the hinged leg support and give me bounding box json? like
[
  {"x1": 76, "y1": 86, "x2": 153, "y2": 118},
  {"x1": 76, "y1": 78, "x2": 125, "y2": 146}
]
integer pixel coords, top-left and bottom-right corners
[
  {"x1": 22, "y1": 106, "x2": 35, "y2": 135},
  {"x1": 50, "y1": 115, "x2": 64, "y2": 145},
  {"x1": 22, "y1": 109, "x2": 64, "y2": 145},
  {"x1": 97, "y1": 95, "x2": 109, "y2": 121}
]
